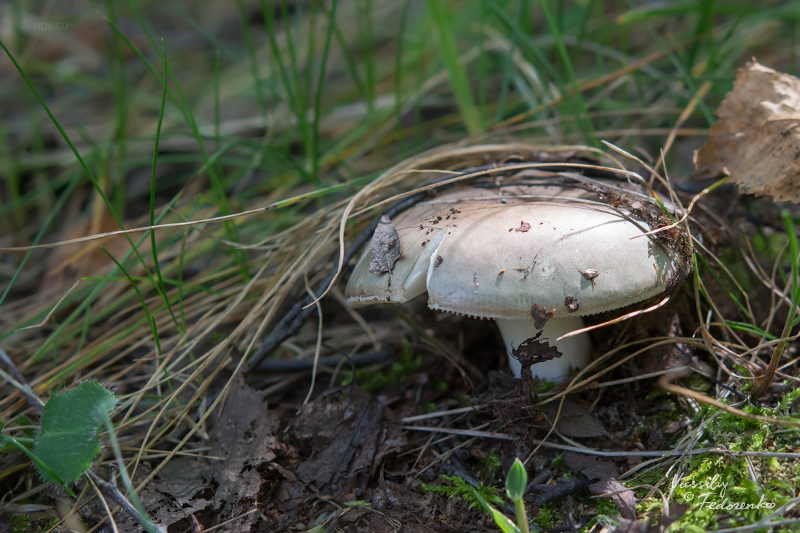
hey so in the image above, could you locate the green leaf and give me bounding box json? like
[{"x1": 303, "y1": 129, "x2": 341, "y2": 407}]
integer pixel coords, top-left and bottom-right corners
[
  {"x1": 33, "y1": 381, "x2": 116, "y2": 484},
  {"x1": 506, "y1": 458, "x2": 527, "y2": 502},
  {"x1": 2, "y1": 433, "x2": 71, "y2": 493},
  {"x1": 472, "y1": 489, "x2": 520, "y2": 533}
]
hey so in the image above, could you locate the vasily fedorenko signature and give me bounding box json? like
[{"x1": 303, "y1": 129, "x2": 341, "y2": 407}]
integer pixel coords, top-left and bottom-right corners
[{"x1": 679, "y1": 474, "x2": 776, "y2": 511}]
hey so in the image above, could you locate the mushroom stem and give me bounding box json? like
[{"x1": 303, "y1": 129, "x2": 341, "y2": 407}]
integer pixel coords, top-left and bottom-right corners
[{"x1": 495, "y1": 317, "x2": 591, "y2": 381}]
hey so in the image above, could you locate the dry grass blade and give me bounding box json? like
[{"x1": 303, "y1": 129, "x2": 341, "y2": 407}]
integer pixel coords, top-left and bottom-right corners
[
  {"x1": 556, "y1": 296, "x2": 672, "y2": 341},
  {"x1": 658, "y1": 368, "x2": 800, "y2": 429}
]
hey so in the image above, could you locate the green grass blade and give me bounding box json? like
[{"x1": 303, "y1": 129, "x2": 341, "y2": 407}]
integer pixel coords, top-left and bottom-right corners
[
  {"x1": 725, "y1": 321, "x2": 777, "y2": 341},
  {"x1": 310, "y1": 0, "x2": 339, "y2": 182},
  {"x1": 1, "y1": 433, "x2": 74, "y2": 496},
  {"x1": 236, "y1": 0, "x2": 268, "y2": 112},
  {"x1": 101, "y1": 248, "x2": 162, "y2": 358},
  {"x1": 536, "y1": 0, "x2": 596, "y2": 146},
  {"x1": 149, "y1": 40, "x2": 181, "y2": 332},
  {"x1": 103, "y1": 417, "x2": 159, "y2": 533},
  {"x1": 426, "y1": 0, "x2": 483, "y2": 135},
  {"x1": 695, "y1": 253, "x2": 750, "y2": 318},
  {"x1": 756, "y1": 212, "x2": 800, "y2": 396}
]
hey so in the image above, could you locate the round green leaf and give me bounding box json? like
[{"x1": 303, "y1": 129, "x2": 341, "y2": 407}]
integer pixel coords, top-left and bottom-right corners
[{"x1": 33, "y1": 381, "x2": 116, "y2": 484}]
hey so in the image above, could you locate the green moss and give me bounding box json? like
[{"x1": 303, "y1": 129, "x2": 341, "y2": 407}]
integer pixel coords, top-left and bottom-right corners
[
  {"x1": 535, "y1": 380, "x2": 559, "y2": 394},
  {"x1": 550, "y1": 454, "x2": 564, "y2": 470},
  {"x1": 10, "y1": 515, "x2": 60, "y2": 533},
  {"x1": 684, "y1": 373, "x2": 712, "y2": 393},
  {"x1": 666, "y1": 455, "x2": 790, "y2": 530},
  {"x1": 422, "y1": 401, "x2": 438, "y2": 413},
  {"x1": 777, "y1": 387, "x2": 800, "y2": 414},
  {"x1": 533, "y1": 504, "x2": 562, "y2": 529},
  {"x1": 421, "y1": 474, "x2": 503, "y2": 510},
  {"x1": 10, "y1": 515, "x2": 31, "y2": 533},
  {"x1": 456, "y1": 394, "x2": 472, "y2": 406},
  {"x1": 340, "y1": 339, "x2": 421, "y2": 392},
  {"x1": 433, "y1": 378, "x2": 450, "y2": 393},
  {"x1": 635, "y1": 388, "x2": 800, "y2": 531},
  {"x1": 479, "y1": 449, "x2": 502, "y2": 478},
  {"x1": 587, "y1": 498, "x2": 622, "y2": 529},
  {"x1": 635, "y1": 468, "x2": 668, "y2": 494}
]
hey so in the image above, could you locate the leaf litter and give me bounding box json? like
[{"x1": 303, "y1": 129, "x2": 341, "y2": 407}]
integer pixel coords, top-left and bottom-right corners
[{"x1": 145, "y1": 373, "x2": 279, "y2": 530}]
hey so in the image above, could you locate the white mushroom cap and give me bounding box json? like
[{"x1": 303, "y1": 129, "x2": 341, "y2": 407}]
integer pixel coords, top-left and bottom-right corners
[
  {"x1": 346, "y1": 187, "x2": 682, "y2": 317},
  {"x1": 425, "y1": 202, "x2": 679, "y2": 319}
]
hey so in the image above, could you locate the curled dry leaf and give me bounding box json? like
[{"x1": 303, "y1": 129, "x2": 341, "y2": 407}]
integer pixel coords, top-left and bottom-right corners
[{"x1": 694, "y1": 60, "x2": 800, "y2": 203}]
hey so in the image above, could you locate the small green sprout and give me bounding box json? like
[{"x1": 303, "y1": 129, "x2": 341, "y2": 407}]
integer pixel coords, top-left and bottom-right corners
[{"x1": 473, "y1": 458, "x2": 531, "y2": 533}]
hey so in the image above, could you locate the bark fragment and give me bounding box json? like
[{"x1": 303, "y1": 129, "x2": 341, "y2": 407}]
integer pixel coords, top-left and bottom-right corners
[{"x1": 369, "y1": 215, "x2": 401, "y2": 275}]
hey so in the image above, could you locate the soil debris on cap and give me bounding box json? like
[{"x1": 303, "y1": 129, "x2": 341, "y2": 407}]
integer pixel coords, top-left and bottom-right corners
[
  {"x1": 581, "y1": 269, "x2": 599, "y2": 281},
  {"x1": 513, "y1": 220, "x2": 532, "y2": 232},
  {"x1": 369, "y1": 215, "x2": 400, "y2": 275},
  {"x1": 530, "y1": 303, "x2": 555, "y2": 329},
  {"x1": 581, "y1": 268, "x2": 599, "y2": 289},
  {"x1": 565, "y1": 296, "x2": 580, "y2": 313}
]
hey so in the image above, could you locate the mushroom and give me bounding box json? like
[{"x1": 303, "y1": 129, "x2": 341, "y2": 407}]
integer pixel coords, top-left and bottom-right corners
[{"x1": 345, "y1": 179, "x2": 687, "y2": 381}]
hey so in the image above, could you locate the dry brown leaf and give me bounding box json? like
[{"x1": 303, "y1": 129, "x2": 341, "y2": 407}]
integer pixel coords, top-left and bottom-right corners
[
  {"x1": 694, "y1": 60, "x2": 800, "y2": 203},
  {"x1": 543, "y1": 398, "x2": 608, "y2": 438}
]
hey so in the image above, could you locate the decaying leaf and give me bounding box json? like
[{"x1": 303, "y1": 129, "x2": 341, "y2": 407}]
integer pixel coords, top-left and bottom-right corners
[
  {"x1": 695, "y1": 60, "x2": 800, "y2": 203},
  {"x1": 291, "y1": 387, "x2": 404, "y2": 491},
  {"x1": 529, "y1": 304, "x2": 555, "y2": 330},
  {"x1": 511, "y1": 333, "x2": 562, "y2": 366},
  {"x1": 369, "y1": 215, "x2": 401, "y2": 274},
  {"x1": 565, "y1": 295, "x2": 580, "y2": 313},
  {"x1": 563, "y1": 452, "x2": 637, "y2": 520},
  {"x1": 149, "y1": 374, "x2": 279, "y2": 530},
  {"x1": 511, "y1": 332, "x2": 562, "y2": 397}
]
